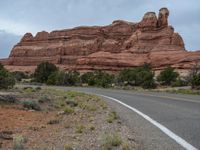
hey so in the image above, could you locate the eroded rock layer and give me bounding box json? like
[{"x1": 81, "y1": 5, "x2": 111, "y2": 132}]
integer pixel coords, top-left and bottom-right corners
[{"x1": 1, "y1": 8, "x2": 200, "y2": 76}]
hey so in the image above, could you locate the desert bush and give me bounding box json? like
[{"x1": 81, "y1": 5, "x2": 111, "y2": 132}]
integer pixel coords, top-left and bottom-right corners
[
  {"x1": 191, "y1": 72, "x2": 200, "y2": 89},
  {"x1": 35, "y1": 86, "x2": 42, "y2": 91},
  {"x1": 0, "y1": 95, "x2": 17, "y2": 103},
  {"x1": 89, "y1": 125, "x2": 95, "y2": 131},
  {"x1": 0, "y1": 63, "x2": 15, "y2": 89},
  {"x1": 117, "y1": 64, "x2": 156, "y2": 88},
  {"x1": 63, "y1": 106, "x2": 74, "y2": 114},
  {"x1": 47, "y1": 71, "x2": 65, "y2": 85},
  {"x1": 65, "y1": 100, "x2": 78, "y2": 107},
  {"x1": 34, "y1": 62, "x2": 58, "y2": 83},
  {"x1": 22, "y1": 100, "x2": 41, "y2": 111},
  {"x1": 13, "y1": 135, "x2": 26, "y2": 150},
  {"x1": 102, "y1": 133, "x2": 122, "y2": 150},
  {"x1": 12, "y1": 71, "x2": 29, "y2": 81},
  {"x1": 75, "y1": 125, "x2": 85, "y2": 133},
  {"x1": 171, "y1": 78, "x2": 187, "y2": 87},
  {"x1": 107, "y1": 111, "x2": 119, "y2": 123},
  {"x1": 64, "y1": 71, "x2": 81, "y2": 86},
  {"x1": 64, "y1": 144, "x2": 73, "y2": 150},
  {"x1": 81, "y1": 71, "x2": 114, "y2": 87},
  {"x1": 157, "y1": 66, "x2": 179, "y2": 86},
  {"x1": 38, "y1": 95, "x2": 50, "y2": 103},
  {"x1": 23, "y1": 87, "x2": 36, "y2": 93},
  {"x1": 47, "y1": 71, "x2": 81, "y2": 86},
  {"x1": 81, "y1": 72, "x2": 96, "y2": 85},
  {"x1": 121, "y1": 142, "x2": 130, "y2": 150},
  {"x1": 47, "y1": 119, "x2": 60, "y2": 125}
]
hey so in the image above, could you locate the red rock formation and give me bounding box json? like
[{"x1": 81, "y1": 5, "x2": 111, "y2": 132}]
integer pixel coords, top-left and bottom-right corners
[{"x1": 1, "y1": 8, "x2": 200, "y2": 76}]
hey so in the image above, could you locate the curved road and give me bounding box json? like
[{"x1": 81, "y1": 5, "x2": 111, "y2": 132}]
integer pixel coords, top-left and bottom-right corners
[{"x1": 54, "y1": 87, "x2": 200, "y2": 149}]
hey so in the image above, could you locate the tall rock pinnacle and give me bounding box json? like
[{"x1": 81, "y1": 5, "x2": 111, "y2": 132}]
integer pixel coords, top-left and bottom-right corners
[{"x1": 158, "y1": 7, "x2": 169, "y2": 27}]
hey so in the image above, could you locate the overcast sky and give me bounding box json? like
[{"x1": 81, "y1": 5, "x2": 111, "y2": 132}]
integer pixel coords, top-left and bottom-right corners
[{"x1": 0, "y1": 0, "x2": 200, "y2": 58}]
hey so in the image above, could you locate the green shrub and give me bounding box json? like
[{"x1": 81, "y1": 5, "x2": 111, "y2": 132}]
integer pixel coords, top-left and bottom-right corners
[
  {"x1": 171, "y1": 78, "x2": 187, "y2": 87},
  {"x1": 117, "y1": 64, "x2": 156, "y2": 88},
  {"x1": 22, "y1": 100, "x2": 41, "y2": 111},
  {"x1": 191, "y1": 72, "x2": 200, "y2": 89},
  {"x1": 65, "y1": 71, "x2": 80, "y2": 86},
  {"x1": 34, "y1": 62, "x2": 58, "y2": 83},
  {"x1": 47, "y1": 71, "x2": 81, "y2": 86},
  {"x1": 12, "y1": 71, "x2": 29, "y2": 81},
  {"x1": 81, "y1": 71, "x2": 114, "y2": 88},
  {"x1": 81, "y1": 72, "x2": 96, "y2": 85},
  {"x1": 0, "y1": 64, "x2": 15, "y2": 89},
  {"x1": 47, "y1": 71, "x2": 65, "y2": 85},
  {"x1": 157, "y1": 66, "x2": 179, "y2": 86}
]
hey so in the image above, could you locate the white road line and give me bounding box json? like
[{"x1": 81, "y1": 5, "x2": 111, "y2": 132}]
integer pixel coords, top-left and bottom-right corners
[{"x1": 97, "y1": 94, "x2": 198, "y2": 150}]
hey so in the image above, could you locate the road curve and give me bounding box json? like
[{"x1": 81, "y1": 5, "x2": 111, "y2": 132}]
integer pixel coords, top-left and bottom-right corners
[{"x1": 54, "y1": 87, "x2": 200, "y2": 149}]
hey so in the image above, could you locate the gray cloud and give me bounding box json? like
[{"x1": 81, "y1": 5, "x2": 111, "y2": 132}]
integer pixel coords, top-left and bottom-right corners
[
  {"x1": 0, "y1": 0, "x2": 199, "y2": 58},
  {"x1": 0, "y1": 30, "x2": 21, "y2": 58}
]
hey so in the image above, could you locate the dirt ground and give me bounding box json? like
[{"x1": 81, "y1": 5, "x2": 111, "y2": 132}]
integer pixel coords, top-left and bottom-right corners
[{"x1": 0, "y1": 87, "x2": 137, "y2": 150}]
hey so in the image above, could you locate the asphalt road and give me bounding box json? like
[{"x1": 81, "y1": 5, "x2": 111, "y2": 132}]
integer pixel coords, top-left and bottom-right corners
[{"x1": 55, "y1": 87, "x2": 200, "y2": 149}]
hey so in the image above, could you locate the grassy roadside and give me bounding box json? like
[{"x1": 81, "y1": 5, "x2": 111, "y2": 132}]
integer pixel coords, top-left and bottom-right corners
[
  {"x1": 104, "y1": 85, "x2": 200, "y2": 96},
  {"x1": 149, "y1": 87, "x2": 200, "y2": 95},
  {"x1": 0, "y1": 86, "x2": 136, "y2": 150}
]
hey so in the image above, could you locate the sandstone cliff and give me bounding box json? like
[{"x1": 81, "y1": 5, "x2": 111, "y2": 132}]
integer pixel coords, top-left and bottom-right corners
[{"x1": 1, "y1": 8, "x2": 200, "y2": 76}]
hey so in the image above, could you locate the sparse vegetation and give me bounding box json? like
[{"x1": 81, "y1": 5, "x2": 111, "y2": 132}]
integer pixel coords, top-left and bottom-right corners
[
  {"x1": 12, "y1": 71, "x2": 29, "y2": 82},
  {"x1": 0, "y1": 63, "x2": 15, "y2": 89},
  {"x1": 76, "y1": 125, "x2": 85, "y2": 133},
  {"x1": 30, "y1": 62, "x2": 199, "y2": 90},
  {"x1": 157, "y1": 66, "x2": 179, "y2": 86},
  {"x1": 34, "y1": 62, "x2": 58, "y2": 83},
  {"x1": 22, "y1": 100, "x2": 41, "y2": 111},
  {"x1": 191, "y1": 72, "x2": 200, "y2": 89},
  {"x1": 107, "y1": 111, "x2": 119, "y2": 123},
  {"x1": 64, "y1": 144, "x2": 73, "y2": 150},
  {"x1": 63, "y1": 106, "x2": 74, "y2": 114},
  {"x1": 121, "y1": 142, "x2": 131, "y2": 150},
  {"x1": 165, "y1": 89, "x2": 200, "y2": 95},
  {"x1": 47, "y1": 119, "x2": 60, "y2": 125},
  {"x1": 171, "y1": 78, "x2": 187, "y2": 87},
  {"x1": 102, "y1": 132, "x2": 122, "y2": 150},
  {"x1": 38, "y1": 95, "x2": 50, "y2": 103},
  {"x1": 13, "y1": 135, "x2": 26, "y2": 150},
  {"x1": 89, "y1": 125, "x2": 95, "y2": 131},
  {"x1": 117, "y1": 64, "x2": 156, "y2": 89},
  {"x1": 81, "y1": 70, "x2": 114, "y2": 88},
  {"x1": 23, "y1": 87, "x2": 36, "y2": 93},
  {"x1": 0, "y1": 87, "x2": 136, "y2": 149}
]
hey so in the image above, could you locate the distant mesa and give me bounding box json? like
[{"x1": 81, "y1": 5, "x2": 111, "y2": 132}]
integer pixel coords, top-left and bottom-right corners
[{"x1": 0, "y1": 7, "x2": 200, "y2": 76}]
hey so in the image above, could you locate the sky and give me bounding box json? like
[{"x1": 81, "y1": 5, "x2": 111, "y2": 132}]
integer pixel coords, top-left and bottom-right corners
[{"x1": 0, "y1": 0, "x2": 200, "y2": 58}]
